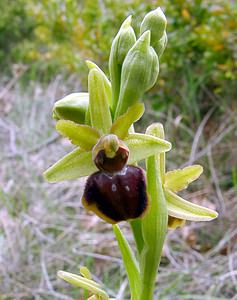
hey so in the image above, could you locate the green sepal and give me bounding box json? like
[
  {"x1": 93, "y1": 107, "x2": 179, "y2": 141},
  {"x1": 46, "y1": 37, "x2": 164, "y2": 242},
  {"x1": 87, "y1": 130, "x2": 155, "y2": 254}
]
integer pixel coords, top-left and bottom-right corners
[
  {"x1": 113, "y1": 224, "x2": 141, "y2": 300},
  {"x1": 57, "y1": 271, "x2": 109, "y2": 299},
  {"x1": 43, "y1": 148, "x2": 97, "y2": 182},
  {"x1": 56, "y1": 120, "x2": 100, "y2": 150},
  {"x1": 88, "y1": 68, "x2": 112, "y2": 134},
  {"x1": 125, "y1": 133, "x2": 171, "y2": 164},
  {"x1": 53, "y1": 93, "x2": 89, "y2": 124},
  {"x1": 165, "y1": 189, "x2": 218, "y2": 221},
  {"x1": 110, "y1": 103, "x2": 145, "y2": 139},
  {"x1": 86, "y1": 60, "x2": 112, "y2": 108},
  {"x1": 164, "y1": 165, "x2": 203, "y2": 192}
]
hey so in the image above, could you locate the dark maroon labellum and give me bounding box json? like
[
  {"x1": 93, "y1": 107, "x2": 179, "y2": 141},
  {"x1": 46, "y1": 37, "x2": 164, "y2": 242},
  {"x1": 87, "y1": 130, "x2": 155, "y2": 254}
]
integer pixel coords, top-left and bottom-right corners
[{"x1": 82, "y1": 165, "x2": 148, "y2": 224}]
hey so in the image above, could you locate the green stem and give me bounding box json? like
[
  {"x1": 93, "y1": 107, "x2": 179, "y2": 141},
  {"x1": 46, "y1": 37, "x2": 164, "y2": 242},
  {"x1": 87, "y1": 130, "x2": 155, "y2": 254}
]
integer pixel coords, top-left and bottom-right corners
[{"x1": 139, "y1": 124, "x2": 168, "y2": 300}]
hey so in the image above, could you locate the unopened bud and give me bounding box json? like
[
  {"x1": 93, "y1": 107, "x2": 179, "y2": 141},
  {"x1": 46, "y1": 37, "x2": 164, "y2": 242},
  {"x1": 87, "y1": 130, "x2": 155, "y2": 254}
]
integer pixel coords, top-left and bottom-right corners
[
  {"x1": 114, "y1": 31, "x2": 159, "y2": 119},
  {"x1": 140, "y1": 7, "x2": 167, "y2": 45},
  {"x1": 53, "y1": 93, "x2": 89, "y2": 124},
  {"x1": 109, "y1": 15, "x2": 136, "y2": 111},
  {"x1": 140, "y1": 7, "x2": 167, "y2": 58}
]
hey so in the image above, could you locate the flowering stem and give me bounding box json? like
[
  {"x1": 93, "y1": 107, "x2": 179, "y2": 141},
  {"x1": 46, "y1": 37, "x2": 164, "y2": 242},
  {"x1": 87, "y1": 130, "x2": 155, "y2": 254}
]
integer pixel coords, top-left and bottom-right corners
[{"x1": 139, "y1": 124, "x2": 168, "y2": 300}]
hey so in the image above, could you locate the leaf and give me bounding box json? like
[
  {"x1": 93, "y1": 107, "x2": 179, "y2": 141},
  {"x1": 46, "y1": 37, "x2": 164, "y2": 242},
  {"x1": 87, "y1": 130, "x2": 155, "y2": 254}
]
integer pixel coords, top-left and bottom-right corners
[
  {"x1": 88, "y1": 68, "x2": 112, "y2": 134},
  {"x1": 125, "y1": 133, "x2": 171, "y2": 164},
  {"x1": 56, "y1": 120, "x2": 100, "y2": 150},
  {"x1": 110, "y1": 103, "x2": 145, "y2": 139},
  {"x1": 53, "y1": 92, "x2": 89, "y2": 124},
  {"x1": 43, "y1": 148, "x2": 97, "y2": 182},
  {"x1": 165, "y1": 189, "x2": 218, "y2": 221},
  {"x1": 113, "y1": 224, "x2": 141, "y2": 300},
  {"x1": 57, "y1": 271, "x2": 109, "y2": 299},
  {"x1": 164, "y1": 165, "x2": 203, "y2": 192}
]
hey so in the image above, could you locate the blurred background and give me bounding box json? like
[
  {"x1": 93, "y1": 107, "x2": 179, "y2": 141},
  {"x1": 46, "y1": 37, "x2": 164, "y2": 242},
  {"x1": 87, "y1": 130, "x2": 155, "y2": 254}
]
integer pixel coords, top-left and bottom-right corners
[{"x1": 0, "y1": 0, "x2": 237, "y2": 299}]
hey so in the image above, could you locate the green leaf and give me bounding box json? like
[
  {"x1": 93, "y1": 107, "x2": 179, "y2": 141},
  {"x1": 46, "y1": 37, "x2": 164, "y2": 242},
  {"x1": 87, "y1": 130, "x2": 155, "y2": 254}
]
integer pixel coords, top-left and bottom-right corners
[
  {"x1": 165, "y1": 189, "x2": 218, "y2": 221},
  {"x1": 88, "y1": 68, "x2": 112, "y2": 134},
  {"x1": 56, "y1": 120, "x2": 100, "y2": 150},
  {"x1": 57, "y1": 271, "x2": 109, "y2": 299},
  {"x1": 125, "y1": 133, "x2": 171, "y2": 164},
  {"x1": 164, "y1": 165, "x2": 203, "y2": 192},
  {"x1": 129, "y1": 219, "x2": 144, "y2": 255},
  {"x1": 110, "y1": 103, "x2": 145, "y2": 139},
  {"x1": 113, "y1": 224, "x2": 141, "y2": 300},
  {"x1": 43, "y1": 148, "x2": 97, "y2": 182},
  {"x1": 53, "y1": 92, "x2": 89, "y2": 124}
]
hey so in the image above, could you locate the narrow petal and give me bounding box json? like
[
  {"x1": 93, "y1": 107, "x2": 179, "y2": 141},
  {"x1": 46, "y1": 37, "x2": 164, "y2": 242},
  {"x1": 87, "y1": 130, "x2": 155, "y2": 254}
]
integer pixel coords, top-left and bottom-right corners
[
  {"x1": 164, "y1": 165, "x2": 203, "y2": 192},
  {"x1": 43, "y1": 148, "x2": 97, "y2": 182},
  {"x1": 165, "y1": 189, "x2": 218, "y2": 221},
  {"x1": 56, "y1": 120, "x2": 100, "y2": 150},
  {"x1": 110, "y1": 103, "x2": 145, "y2": 139},
  {"x1": 125, "y1": 133, "x2": 171, "y2": 164}
]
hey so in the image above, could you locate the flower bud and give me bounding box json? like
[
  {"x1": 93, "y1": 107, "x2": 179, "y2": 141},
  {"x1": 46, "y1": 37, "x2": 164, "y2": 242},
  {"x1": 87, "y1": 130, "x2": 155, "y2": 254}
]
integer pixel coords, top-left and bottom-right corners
[
  {"x1": 153, "y1": 31, "x2": 167, "y2": 58},
  {"x1": 140, "y1": 7, "x2": 167, "y2": 45},
  {"x1": 82, "y1": 165, "x2": 148, "y2": 224},
  {"x1": 140, "y1": 7, "x2": 167, "y2": 59},
  {"x1": 114, "y1": 31, "x2": 159, "y2": 119},
  {"x1": 109, "y1": 15, "x2": 136, "y2": 111},
  {"x1": 53, "y1": 93, "x2": 89, "y2": 124},
  {"x1": 92, "y1": 134, "x2": 129, "y2": 173}
]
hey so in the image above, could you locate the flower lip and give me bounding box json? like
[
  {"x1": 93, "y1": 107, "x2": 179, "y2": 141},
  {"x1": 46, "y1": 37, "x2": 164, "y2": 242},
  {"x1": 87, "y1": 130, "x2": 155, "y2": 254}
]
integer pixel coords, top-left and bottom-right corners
[
  {"x1": 93, "y1": 134, "x2": 129, "y2": 173},
  {"x1": 82, "y1": 165, "x2": 148, "y2": 224}
]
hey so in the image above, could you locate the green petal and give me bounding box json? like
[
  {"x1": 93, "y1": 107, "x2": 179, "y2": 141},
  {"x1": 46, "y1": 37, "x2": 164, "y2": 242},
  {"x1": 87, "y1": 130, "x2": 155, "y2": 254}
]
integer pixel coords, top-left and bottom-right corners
[
  {"x1": 125, "y1": 133, "x2": 171, "y2": 164},
  {"x1": 43, "y1": 148, "x2": 97, "y2": 182},
  {"x1": 165, "y1": 189, "x2": 218, "y2": 221},
  {"x1": 164, "y1": 165, "x2": 203, "y2": 192},
  {"x1": 56, "y1": 120, "x2": 100, "y2": 150},
  {"x1": 53, "y1": 92, "x2": 89, "y2": 124},
  {"x1": 88, "y1": 68, "x2": 112, "y2": 134},
  {"x1": 110, "y1": 103, "x2": 145, "y2": 139}
]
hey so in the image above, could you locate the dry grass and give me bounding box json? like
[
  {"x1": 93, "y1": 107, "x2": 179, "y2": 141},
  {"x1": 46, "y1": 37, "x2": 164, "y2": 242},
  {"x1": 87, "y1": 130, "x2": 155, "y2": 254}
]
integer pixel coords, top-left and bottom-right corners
[{"x1": 0, "y1": 77, "x2": 237, "y2": 300}]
